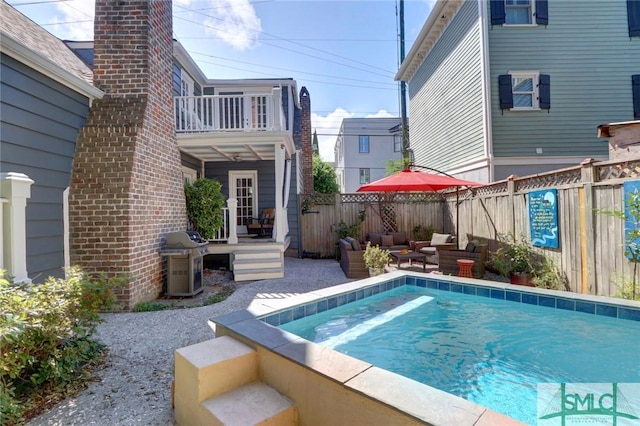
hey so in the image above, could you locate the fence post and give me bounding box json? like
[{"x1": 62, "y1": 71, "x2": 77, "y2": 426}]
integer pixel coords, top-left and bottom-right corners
[
  {"x1": 506, "y1": 175, "x2": 517, "y2": 237},
  {"x1": 580, "y1": 158, "x2": 598, "y2": 294},
  {"x1": 0, "y1": 172, "x2": 34, "y2": 283}
]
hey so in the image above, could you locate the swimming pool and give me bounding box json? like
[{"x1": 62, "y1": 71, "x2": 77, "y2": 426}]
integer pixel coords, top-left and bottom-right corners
[
  {"x1": 212, "y1": 272, "x2": 640, "y2": 425},
  {"x1": 276, "y1": 284, "x2": 640, "y2": 424}
]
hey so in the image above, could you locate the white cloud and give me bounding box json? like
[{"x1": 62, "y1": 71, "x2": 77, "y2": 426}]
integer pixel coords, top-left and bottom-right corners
[
  {"x1": 203, "y1": 0, "x2": 262, "y2": 51},
  {"x1": 365, "y1": 109, "x2": 395, "y2": 118},
  {"x1": 53, "y1": 0, "x2": 95, "y2": 40},
  {"x1": 311, "y1": 108, "x2": 354, "y2": 163}
]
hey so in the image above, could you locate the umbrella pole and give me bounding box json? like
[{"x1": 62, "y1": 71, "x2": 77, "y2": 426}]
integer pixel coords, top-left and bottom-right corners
[{"x1": 456, "y1": 188, "x2": 459, "y2": 249}]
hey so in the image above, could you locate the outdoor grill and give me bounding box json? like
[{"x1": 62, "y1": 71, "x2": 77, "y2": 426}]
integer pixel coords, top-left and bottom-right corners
[{"x1": 161, "y1": 231, "x2": 208, "y2": 297}]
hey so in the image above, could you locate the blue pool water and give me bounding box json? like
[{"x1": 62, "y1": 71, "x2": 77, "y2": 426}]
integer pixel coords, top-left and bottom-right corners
[{"x1": 278, "y1": 285, "x2": 640, "y2": 425}]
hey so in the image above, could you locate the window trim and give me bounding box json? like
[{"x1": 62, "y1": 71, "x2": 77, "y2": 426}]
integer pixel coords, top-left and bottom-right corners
[
  {"x1": 503, "y1": 0, "x2": 537, "y2": 27},
  {"x1": 359, "y1": 168, "x2": 370, "y2": 185},
  {"x1": 358, "y1": 135, "x2": 370, "y2": 153},
  {"x1": 508, "y1": 71, "x2": 540, "y2": 111}
]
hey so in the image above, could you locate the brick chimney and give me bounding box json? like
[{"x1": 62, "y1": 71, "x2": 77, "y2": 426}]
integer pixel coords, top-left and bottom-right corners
[
  {"x1": 69, "y1": 0, "x2": 187, "y2": 309},
  {"x1": 299, "y1": 87, "x2": 314, "y2": 194}
]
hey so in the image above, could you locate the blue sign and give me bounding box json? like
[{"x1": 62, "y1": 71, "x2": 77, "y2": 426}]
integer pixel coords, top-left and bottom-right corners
[
  {"x1": 623, "y1": 181, "x2": 640, "y2": 260},
  {"x1": 529, "y1": 189, "x2": 559, "y2": 248}
]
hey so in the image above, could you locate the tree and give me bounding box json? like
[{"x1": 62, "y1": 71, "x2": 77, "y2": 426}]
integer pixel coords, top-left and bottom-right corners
[
  {"x1": 312, "y1": 153, "x2": 339, "y2": 193},
  {"x1": 385, "y1": 158, "x2": 410, "y2": 175}
]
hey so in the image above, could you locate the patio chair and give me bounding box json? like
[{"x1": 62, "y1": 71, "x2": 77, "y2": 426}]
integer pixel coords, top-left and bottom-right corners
[
  {"x1": 247, "y1": 208, "x2": 275, "y2": 237},
  {"x1": 438, "y1": 242, "x2": 488, "y2": 278},
  {"x1": 410, "y1": 232, "x2": 457, "y2": 264}
]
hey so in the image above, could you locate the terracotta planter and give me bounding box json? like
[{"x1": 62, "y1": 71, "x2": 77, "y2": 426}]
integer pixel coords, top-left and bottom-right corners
[{"x1": 510, "y1": 272, "x2": 534, "y2": 286}]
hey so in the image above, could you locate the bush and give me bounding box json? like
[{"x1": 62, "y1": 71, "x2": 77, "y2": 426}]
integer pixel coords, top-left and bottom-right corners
[
  {"x1": 0, "y1": 268, "x2": 127, "y2": 424},
  {"x1": 184, "y1": 178, "x2": 226, "y2": 240},
  {"x1": 132, "y1": 301, "x2": 172, "y2": 312}
]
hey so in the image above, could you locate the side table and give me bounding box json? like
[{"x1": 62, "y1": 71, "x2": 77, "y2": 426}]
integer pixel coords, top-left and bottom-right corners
[{"x1": 456, "y1": 259, "x2": 474, "y2": 278}]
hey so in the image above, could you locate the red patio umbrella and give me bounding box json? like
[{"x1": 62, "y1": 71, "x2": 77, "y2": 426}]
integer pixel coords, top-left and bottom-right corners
[
  {"x1": 357, "y1": 168, "x2": 482, "y2": 248},
  {"x1": 357, "y1": 169, "x2": 481, "y2": 192}
]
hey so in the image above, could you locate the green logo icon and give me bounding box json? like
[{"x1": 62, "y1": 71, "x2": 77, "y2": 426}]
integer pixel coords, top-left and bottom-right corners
[{"x1": 538, "y1": 383, "x2": 640, "y2": 425}]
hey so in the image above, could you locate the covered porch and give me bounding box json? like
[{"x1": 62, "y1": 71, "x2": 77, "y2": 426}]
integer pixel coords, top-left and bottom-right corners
[{"x1": 175, "y1": 88, "x2": 297, "y2": 281}]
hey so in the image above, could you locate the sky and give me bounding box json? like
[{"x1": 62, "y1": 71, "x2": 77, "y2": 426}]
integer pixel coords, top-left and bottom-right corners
[{"x1": 6, "y1": 0, "x2": 434, "y2": 161}]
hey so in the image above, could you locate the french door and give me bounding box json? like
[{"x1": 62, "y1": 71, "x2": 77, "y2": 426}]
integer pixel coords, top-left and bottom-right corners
[{"x1": 229, "y1": 171, "x2": 258, "y2": 234}]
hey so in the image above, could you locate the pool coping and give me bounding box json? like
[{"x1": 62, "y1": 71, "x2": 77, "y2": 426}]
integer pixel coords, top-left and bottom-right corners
[{"x1": 210, "y1": 272, "x2": 640, "y2": 425}]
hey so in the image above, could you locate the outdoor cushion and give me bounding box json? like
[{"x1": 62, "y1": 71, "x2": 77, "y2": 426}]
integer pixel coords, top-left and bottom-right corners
[
  {"x1": 431, "y1": 233, "x2": 451, "y2": 245},
  {"x1": 381, "y1": 235, "x2": 394, "y2": 247},
  {"x1": 368, "y1": 233, "x2": 382, "y2": 246},
  {"x1": 348, "y1": 237, "x2": 361, "y2": 251},
  {"x1": 390, "y1": 232, "x2": 407, "y2": 245},
  {"x1": 465, "y1": 241, "x2": 476, "y2": 253}
]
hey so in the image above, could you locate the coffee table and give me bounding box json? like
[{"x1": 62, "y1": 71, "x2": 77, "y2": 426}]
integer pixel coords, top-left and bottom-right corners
[{"x1": 388, "y1": 251, "x2": 427, "y2": 272}]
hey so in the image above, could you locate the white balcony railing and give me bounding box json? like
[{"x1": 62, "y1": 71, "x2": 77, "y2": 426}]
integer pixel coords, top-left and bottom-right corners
[
  {"x1": 175, "y1": 88, "x2": 285, "y2": 133},
  {"x1": 210, "y1": 207, "x2": 229, "y2": 242}
]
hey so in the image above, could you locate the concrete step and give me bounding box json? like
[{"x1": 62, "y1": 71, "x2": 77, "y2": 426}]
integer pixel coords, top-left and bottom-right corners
[
  {"x1": 233, "y1": 267, "x2": 284, "y2": 282},
  {"x1": 174, "y1": 336, "x2": 258, "y2": 425},
  {"x1": 200, "y1": 381, "x2": 297, "y2": 426},
  {"x1": 233, "y1": 257, "x2": 282, "y2": 271}
]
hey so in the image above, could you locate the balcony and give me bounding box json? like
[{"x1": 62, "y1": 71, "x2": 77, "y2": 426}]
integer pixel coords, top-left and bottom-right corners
[{"x1": 175, "y1": 88, "x2": 286, "y2": 134}]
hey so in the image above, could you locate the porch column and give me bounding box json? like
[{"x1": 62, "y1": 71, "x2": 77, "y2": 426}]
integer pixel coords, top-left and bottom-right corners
[
  {"x1": 227, "y1": 198, "x2": 238, "y2": 244},
  {"x1": 1, "y1": 172, "x2": 34, "y2": 283},
  {"x1": 271, "y1": 87, "x2": 283, "y2": 130},
  {"x1": 274, "y1": 144, "x2": 286, "y2": 242}
]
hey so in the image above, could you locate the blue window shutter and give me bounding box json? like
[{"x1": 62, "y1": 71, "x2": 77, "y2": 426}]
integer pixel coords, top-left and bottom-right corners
[
  {"x1": 539, "y1": 74, "x2": 551, "y2": 110},
  {"x1": 633, "y1": 75, "x2": 640, "y2": 119},
  {"x1": 629, "y1": 0, "x2": 640, "y2": 37},
  {"x1": 499, "y1": 75, "x2": 513, "y2": 110},
  {"x1": 490, "y1": 0, "x2": 506, "y2": 25},
  {"x1": 536, "y1": 0, "x2": 549, "y2": 25}
]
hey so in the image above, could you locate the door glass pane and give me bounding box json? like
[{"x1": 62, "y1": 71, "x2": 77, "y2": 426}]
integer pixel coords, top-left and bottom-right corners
[{"x1": 235, "y1": 177, "x2": 254, "y2": 226}]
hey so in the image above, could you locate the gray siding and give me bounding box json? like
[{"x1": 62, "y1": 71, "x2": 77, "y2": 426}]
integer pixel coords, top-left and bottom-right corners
[
  {"x1": 489, "y1": 0, "x2": 640, "y2": 158},
  {"x1": 181, "y1": 152, "x2": 202, "y2": 177},
  {"x1": 204, "y1": 159, "x2": 300, "y2": 251},
  {"x1": 408, "y1": 0, "x2": 485, "y2": 171},
  {"x1": 0, "y1": 53, "x2": 90, "y2": 281}
]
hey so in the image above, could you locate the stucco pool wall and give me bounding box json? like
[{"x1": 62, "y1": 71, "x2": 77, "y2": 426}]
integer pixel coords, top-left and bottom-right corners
[{"x1": 210, "y1": 271, "x2": 640, "y2": 425}]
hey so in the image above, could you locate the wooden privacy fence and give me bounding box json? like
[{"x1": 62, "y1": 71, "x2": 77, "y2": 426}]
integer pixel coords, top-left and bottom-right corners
[{"x1": 300, "y1": 158, "x2": 640, "y2": 298}]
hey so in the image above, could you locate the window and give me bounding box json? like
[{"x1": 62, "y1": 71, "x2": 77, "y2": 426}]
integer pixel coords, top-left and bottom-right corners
[
  {"x1": 359, "y1": 135, "x2": 369, "y2": 153},
  {"x1": 499, "y1": 72, "x2": 550, "y2": 111},
  {"x1": 490, "y1": 0, "x2": 548, "y2": 26},
  {"x1": 394, "y1": 134, "x2": 402, "y2": 152},
  {"x1": 359, "y1": 168, "x2": 370, "y2": 184}
]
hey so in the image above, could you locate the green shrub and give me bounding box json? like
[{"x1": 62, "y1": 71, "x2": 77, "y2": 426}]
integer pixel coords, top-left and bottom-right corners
[
  {"x1": 132, "y1": 301, "x2": 172, "y2": 312},
  {"x1": 184, "y1": 178, "x2": 226, "y2": 239},
  {"x1": 201, "y1": 287, "x2": 234, "y2": 306},
  {"x1": 0, "y1": 268, "x2": 127, "y2": 424}
]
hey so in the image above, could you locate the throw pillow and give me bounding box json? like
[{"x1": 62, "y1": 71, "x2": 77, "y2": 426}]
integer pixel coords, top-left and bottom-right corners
[
  {"x1": 465, "y1": 241, "x2": 476, "y2": 253},
  {"x1": 350, "y1": 238, "x2": 361, "y2": 251},
  {"x1": 368, "y1": 233, "x2": 382, "y2": 246},
  {"x1": 431, "y1": 233, "x2": 451, "y2": 245},
  {"x1": 391, "y1": 232, "x2": 407, "y2": 245},
  {"x1": 381, "y1": 234, "x2": 394, "y2": 247}
]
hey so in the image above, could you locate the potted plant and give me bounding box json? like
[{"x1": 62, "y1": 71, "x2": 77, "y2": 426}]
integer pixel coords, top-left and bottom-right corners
[
  {"x1": 363, "y1": 242, "x2": 390, "y2": 276},
  {"x1": 490, "y1": 235, "x2": 535, "y2": 286}
]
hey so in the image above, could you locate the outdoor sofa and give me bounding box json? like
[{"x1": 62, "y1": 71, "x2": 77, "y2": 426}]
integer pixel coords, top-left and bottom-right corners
[{"x1": 365, "y1": 231, "x2": 411, "y2": 251}]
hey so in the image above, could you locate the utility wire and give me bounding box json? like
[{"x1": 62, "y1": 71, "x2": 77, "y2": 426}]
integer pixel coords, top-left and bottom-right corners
[{"x1": 173, "y1": 4, "x2": 396, "y2": 76}]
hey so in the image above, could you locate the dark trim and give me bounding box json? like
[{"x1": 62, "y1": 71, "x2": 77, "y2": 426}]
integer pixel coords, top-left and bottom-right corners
[
  {"x1": 535, "y1": 0, "x2": 549, "y2": 25},
  {"x1": 628, "y1": 0, "x2": 640, "y2": 37},
  {"x1": 633, "y1": 74, "x2": 640, "y2": 120},
  {"x1": 490, "y1": 0, "x2": 506, "y2": 25},
  {"x1": 539, "y1": 74, "x2": 551, "y2": 110},
  {"x1": 498, "y1": 74, "x2": 513, "y2": 110}
]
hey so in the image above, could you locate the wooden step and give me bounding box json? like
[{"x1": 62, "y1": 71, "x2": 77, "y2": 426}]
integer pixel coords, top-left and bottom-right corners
[
  {"x1": 200, "y1": 381, "x2": 297, "y2": 426},
  {"x1": 233, "y1": 267, "x2": 284, "y2": 282}
]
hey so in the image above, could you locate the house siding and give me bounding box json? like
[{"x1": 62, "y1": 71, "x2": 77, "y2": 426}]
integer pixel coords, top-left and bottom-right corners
[
  {"x1": 408, "y1": 0, "x2": 485, "y2": 172},
  {"x1": 335, "y1": 117, "x2": 402, "y2": 193},
  {"x1": 0, "y1": 53, "x2": 89, "y2": 281},
  {"x1": 204, "y1": 158, "x2": 300, "y2": 251},
  {"x1": 489, "y1": 0, "x2": 640, "y2": 159}
]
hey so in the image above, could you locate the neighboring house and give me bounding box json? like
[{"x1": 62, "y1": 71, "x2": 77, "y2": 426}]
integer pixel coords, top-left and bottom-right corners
[
  {"x1": 334, "y1": 117, "x2": 402, "y2": 193},
  {"x1": 597, "y1": 120, "x2": 640, "y2": 161},
  {"x1": 1, "y1": 0, "x2": 311, "y2": 304},
  {"x1": 0, "y1": 0, "x2": 103, "y2": 282},
  {"x1": 396, "y1": 0, "x2": 640, "y2": 183}
]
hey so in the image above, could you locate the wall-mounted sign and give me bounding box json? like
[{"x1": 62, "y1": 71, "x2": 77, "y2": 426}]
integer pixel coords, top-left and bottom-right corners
[
  {"x1": 529, "y1": 189, "x2": 559, "y2": 249},
  {"x1": 623, "y1": 181, "x2": 640, "y2": 261}
]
